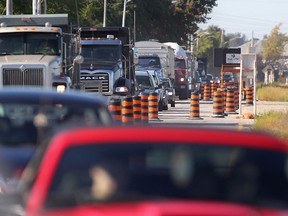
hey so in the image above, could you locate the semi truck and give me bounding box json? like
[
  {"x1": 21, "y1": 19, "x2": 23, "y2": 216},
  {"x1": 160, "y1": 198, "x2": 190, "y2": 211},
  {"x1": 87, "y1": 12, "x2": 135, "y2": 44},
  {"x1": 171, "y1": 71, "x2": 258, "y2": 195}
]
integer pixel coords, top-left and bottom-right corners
[
  {"x1": 164, "y1": 42, "x2": 190, "y2": 100},
  {"x1": 134, "y1": 41, "x2": 175, "y2": 80},
  {"x1": 76, "y1": 27, "x2": 137, "y2": 98},
  {"x1": 0, "y1": 14, "x2": 74, "y2": 92}
]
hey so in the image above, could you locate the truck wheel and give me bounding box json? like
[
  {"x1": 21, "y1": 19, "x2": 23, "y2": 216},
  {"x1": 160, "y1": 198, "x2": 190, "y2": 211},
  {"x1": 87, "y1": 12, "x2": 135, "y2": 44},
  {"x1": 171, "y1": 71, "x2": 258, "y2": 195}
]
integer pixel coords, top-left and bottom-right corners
[
  {"x1": 158, "y1": 100, "x2": 163, "y2": 111},
  {"x1": 171, "y1": 101, "x2": 176, "y2": 107},
  {"x1": 179, "y1": 89, "x2": 188, "y2": 100}
]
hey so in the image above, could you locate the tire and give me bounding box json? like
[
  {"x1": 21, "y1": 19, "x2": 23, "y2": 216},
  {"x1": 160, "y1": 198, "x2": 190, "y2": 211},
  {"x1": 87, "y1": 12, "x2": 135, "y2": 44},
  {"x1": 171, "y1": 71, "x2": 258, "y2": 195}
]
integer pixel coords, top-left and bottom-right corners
[
  {"x1": 171, "y1": 100, "x2": 175, "y2": 107},
  {"x1": 179, "y1": 88, "x2": 188, "y2": 100},
  {"x1": 158, "y1": 99, "x2": 163, "y2": 111},
  {"x1": 163, "y1": 102, "x2": 168, "y2": 110}
]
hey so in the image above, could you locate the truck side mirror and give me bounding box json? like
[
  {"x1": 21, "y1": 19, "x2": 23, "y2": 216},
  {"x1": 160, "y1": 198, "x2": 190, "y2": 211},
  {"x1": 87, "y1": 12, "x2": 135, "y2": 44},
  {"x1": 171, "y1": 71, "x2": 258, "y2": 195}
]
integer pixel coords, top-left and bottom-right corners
[
  {"x1": 73, "y1": 55, "x2": 84, "y2": 64},
  {"x1": 133, "y1": 47, "x2": 139, "y2": 65}
]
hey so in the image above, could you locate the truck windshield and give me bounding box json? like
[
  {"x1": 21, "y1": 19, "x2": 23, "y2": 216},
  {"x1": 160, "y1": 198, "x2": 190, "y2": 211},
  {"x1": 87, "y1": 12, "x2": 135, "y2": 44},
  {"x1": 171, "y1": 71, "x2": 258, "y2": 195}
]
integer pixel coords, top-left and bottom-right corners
[
  {"x1": 137, "y1": 56, "x2": 161, "y2": 69},
  {"x1": 175, "y1": 59, "x2": 186, "y2": 69},
  {"x1": 0, "y1": 32, "x2": 60, "y2": 55},
  {"x1": 81, "y1": 45, "x2": 121, "y2": 64}
]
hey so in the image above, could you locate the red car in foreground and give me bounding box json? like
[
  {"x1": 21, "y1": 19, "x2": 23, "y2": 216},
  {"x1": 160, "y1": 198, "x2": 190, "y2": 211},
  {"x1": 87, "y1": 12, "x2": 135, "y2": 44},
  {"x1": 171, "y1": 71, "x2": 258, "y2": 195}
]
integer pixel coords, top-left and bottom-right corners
[{"x1": 2, "y1": 127, "x2": 288, "y2": 216}]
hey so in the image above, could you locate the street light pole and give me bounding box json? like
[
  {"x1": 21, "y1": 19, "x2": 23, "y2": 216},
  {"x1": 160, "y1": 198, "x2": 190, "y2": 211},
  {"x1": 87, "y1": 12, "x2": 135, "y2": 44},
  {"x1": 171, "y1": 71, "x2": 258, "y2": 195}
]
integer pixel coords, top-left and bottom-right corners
[
  {"x1": 103, "y1": 0, "x2": 107, "y2": 27},
  {"x1": 122, "y1": 0, "x2": 131, "y2": 27}
]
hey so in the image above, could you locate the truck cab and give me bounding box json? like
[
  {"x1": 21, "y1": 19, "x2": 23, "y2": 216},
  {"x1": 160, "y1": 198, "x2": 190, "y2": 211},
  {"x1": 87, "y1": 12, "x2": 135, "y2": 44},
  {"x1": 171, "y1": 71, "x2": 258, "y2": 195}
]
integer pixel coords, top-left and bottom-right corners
[
  {"x1": 0, "y1": 14, "x2": 72, "y2": 92},
  {"x1": 77, "y1": 27, "x2": 136, "y2": 98}
]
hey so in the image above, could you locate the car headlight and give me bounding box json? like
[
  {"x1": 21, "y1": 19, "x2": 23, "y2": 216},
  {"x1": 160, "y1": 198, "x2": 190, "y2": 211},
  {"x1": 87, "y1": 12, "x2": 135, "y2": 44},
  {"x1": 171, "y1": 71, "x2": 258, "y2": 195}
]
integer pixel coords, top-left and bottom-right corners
[{"x1": 180, "y1": 78, "x2": 185, "y2": 82}]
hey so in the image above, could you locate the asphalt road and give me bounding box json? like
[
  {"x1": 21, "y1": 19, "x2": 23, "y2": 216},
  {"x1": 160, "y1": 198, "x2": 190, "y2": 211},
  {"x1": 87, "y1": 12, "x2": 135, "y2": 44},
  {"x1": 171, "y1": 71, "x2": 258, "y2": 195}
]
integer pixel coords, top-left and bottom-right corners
[{"x1": 149, "y1": 99, "x2": 288, "y2": 131}]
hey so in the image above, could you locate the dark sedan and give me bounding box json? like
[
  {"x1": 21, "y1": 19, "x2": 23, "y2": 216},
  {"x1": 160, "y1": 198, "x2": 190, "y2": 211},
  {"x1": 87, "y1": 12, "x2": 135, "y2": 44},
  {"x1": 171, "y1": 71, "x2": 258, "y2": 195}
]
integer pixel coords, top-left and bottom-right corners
[{"x1": 0, "y1": 88, "x2": 113, "y2": 193}]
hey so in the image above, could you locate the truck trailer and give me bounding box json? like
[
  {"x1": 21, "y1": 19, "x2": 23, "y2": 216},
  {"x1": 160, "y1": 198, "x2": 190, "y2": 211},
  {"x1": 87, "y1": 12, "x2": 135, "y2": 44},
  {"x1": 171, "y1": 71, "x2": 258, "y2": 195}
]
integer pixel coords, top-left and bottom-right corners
[
  {"x1": 134, "y1": 41, "x2": 175, "y2": 80},
  {"x1": 0, "y1": 14, "x2": 73, "y2": 92},
  {"x1": 76, "y1": 27, "x2": 137, "y2": 98}
]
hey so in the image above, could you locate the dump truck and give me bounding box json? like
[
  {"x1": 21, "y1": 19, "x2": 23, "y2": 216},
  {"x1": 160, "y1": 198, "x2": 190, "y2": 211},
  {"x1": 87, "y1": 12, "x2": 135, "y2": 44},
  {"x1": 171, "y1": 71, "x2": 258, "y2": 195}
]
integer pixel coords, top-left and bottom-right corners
[
  {"x1": 0, "y1": 14, "x2": 74, "y2": 92},
  {"x1": 164, "y1": 42, "x2": 191, "y2": 100},
  {"x1": 76, "y1": 27, "x2": 137, "y2": 98}
]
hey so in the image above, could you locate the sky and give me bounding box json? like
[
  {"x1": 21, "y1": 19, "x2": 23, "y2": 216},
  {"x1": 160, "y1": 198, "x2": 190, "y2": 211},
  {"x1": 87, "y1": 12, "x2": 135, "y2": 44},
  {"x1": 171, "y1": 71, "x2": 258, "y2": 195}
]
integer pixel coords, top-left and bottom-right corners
[{"x1": 198, "y1": 0, "x2": 288, "y2": 40}]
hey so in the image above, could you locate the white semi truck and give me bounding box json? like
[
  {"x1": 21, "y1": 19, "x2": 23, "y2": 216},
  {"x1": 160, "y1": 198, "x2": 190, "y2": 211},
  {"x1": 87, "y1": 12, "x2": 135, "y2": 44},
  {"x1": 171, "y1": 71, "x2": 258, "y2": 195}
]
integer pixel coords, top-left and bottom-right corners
[
  {"x1": 134, "y1": 41, "x2": 175, "y2": 80},
  {"x1": 0, "y1": 14, "x2": 73, "y2": 92}
]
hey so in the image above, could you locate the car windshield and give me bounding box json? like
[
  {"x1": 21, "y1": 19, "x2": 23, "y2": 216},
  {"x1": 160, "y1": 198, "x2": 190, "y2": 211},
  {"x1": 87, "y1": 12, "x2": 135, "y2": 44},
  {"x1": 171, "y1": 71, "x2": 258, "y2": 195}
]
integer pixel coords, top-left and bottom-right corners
[
  {"x1": 46, "y1": 143, "x2": 288, "y2": 209},
  {"x1": 0, "y1": 102, "x2": 108, "y2": 147},
  {"x1": 136, "y1": 75, "x2": 154, "y2": 88},
  {"x1": 162, "y1": 80, "x2": 172, "y2": 88},
  {"x1": 137, "y1": 56, "x2": 161, "y2": 69}
]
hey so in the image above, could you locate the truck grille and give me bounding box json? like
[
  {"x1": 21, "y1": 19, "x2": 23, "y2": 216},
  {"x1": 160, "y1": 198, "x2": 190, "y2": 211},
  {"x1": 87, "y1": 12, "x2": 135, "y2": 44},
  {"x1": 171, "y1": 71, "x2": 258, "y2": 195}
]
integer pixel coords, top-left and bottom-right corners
[
  {"x1": 3, "y1": 68, "x2": 44, "y2": 86},
  {"x1": 80, "y1": 73, "x2": 109, "y2": 93}
]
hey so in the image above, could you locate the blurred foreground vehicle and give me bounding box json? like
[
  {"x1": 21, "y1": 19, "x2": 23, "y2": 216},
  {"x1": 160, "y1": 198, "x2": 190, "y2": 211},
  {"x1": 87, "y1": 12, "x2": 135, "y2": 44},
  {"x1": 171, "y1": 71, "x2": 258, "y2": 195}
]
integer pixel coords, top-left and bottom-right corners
[
  {"x1": 2, "y1": 127, "x2": 288, "y2": 216},
  {"x1": 0, "y1": 88, "x2": 113, "y2": 194}
]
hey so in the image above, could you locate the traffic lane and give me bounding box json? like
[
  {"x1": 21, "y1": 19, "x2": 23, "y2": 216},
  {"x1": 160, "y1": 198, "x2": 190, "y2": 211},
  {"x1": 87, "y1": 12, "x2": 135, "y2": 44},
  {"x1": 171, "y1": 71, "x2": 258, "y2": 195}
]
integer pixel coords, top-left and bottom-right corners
[{"x1": 150, "y1": 99, "x2": 254, "y2": 131}]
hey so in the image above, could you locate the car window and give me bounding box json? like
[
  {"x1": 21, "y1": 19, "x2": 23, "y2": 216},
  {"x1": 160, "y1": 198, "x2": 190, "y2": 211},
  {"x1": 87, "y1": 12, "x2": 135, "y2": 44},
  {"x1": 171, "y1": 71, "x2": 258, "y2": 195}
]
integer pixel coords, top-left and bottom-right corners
[
  {"x1": 0, "y1": 102, "x2": 108, "y2": 147},
  {"x1": 45, "y1": 143, "x2": 288, "y2": 209},
  {"x1": 136, "y1": 75, "x2": 154, "y2": 88}
]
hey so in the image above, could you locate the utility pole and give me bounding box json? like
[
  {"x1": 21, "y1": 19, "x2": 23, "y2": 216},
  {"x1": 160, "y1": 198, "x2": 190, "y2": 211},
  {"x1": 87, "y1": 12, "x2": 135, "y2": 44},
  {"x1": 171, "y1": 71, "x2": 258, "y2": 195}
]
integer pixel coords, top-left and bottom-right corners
[
  {"x1": 103, "y1": 0, "x2": 107, "y2": 27},
  {"x1": 6, "y1": 0, "x2": 13, "y2": 15},
  {"x1": 220, "y1": 29, "x2": 224, "y2": 48}
]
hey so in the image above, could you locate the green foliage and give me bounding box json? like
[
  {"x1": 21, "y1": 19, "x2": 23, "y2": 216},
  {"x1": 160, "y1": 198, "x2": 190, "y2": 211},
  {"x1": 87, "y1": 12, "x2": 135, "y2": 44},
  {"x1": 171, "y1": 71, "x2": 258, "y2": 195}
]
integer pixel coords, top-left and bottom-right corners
[
  {"x1": 0, "y1": 0, "x2": 217, "y2": 47},
  {"x1": 260, "y1": 23, "x2": 288, "y2": 64}
]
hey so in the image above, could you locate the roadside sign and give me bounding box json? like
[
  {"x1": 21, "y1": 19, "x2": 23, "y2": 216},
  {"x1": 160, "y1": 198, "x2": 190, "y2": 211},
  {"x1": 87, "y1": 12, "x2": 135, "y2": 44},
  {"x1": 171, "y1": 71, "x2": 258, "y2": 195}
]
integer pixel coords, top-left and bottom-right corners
[{"x1": 226, "y1": 53, "x2": 240, "y2": 64}]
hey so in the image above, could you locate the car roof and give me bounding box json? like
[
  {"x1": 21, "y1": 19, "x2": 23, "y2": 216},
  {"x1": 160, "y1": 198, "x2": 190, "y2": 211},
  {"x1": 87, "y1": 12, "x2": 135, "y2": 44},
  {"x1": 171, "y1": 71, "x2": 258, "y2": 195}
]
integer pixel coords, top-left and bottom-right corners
[
  {"x1": 0, "y1": 87, "x2": 108, "y2": 107},
  {"x1": 47, "y1": 127, "x2": 288, "y2": 153}
]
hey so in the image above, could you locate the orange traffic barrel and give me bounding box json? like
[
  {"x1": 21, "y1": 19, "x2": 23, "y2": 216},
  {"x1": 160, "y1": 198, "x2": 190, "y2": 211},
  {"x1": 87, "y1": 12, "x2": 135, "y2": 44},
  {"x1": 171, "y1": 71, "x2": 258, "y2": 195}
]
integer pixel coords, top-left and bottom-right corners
[
  {"x1": 212, "y1": 90, "x2": 224, "y2": 118},
  {"x1": 200, "y1": 84, "x2": 205, "y2": 100},
  {"x1": 211, "y1": 83, "x2": 217, "y2": 97},
  {"x1": 108, "y1": 98, "x2": 122, "y2": 125},
  {"x1": 148, "y1": 92, "x2": 160, "y2": 121},
  {"x1": 217, "y1": 87, "x2": 226, "y2": 115},
  {"x1": 203, "y1": 84, "x2": 211, "y2": 101},
  {"x1": 234, "y1": 88, "x2": 239, "y2": 110},
  {"x1": 121, "y1": 96, "x2": 134, "y2": 125},
  {"x1": 245, "y1": 87, "x2": 253, "y2": 105},
  {"x1": 133, "y1": 95, "x2": 142, "y2": 125},
  {"x1": 141, "y1": 94, "x2": 149, "y2": 125},
  {"x1": 225, "y1": 89, "x2": 237, "y2": 114},
  {"x1": 189, "y1": 91, "x2": 202, "y2": 120}
]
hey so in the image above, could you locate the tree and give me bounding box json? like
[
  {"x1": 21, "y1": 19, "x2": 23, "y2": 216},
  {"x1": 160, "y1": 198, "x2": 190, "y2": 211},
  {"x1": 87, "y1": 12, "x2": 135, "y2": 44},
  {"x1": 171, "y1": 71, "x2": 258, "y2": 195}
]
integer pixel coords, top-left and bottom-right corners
[
  {"x1": 0, "y1": 0, "x2": 217, "y2": 48},
  {"x1": 195, "y1": 26, "x2": 222, "y2": 74},
  {"x1": 260, "y1": 23, "x2": 288, "y2": 83},
  {"x1": 261, "y1": 23, "x2": 288, "y2": 63}
]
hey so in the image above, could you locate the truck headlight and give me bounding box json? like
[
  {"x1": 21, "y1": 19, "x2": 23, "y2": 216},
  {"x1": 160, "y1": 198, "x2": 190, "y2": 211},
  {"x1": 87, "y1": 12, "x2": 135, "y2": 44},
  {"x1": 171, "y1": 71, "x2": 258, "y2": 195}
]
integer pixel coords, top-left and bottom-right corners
[
  {"x1": 57, "y1": 85, "x2": 66, "y2": 93},
  {"x1": 115, "y1": 86, "x2": 128, "y2": 93}
]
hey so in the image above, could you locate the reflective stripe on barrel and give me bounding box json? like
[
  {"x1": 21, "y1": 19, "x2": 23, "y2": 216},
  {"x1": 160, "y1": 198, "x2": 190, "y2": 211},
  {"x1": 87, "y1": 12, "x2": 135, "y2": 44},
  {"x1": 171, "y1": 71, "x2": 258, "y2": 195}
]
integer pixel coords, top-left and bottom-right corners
[
  {"x1": 245, "y1": 87, "x2": 253, "y2": 105},
  {"x1": 226, "y1": 89, "x2": 236, "y2": 113},
  {"x1": 141, "y1": 94, "x2": 149, "y2": 124},
  {"x1": 122, "y1": 96, "x2": 134, "y2": 125},
  {"x1": 133, "y1": 95, "x2": 142, "y2": 125},
  {"x1": 212, "y1": 90, "x2": 224, "y2": 117},
  {"x1": 148, "y1": 92, "x2": 159, "y2": 120},
  {"x1": 108, "y1": 98, "x2": 122, "y2": 124},
  {"x1": 189, "y1": 91, "x2": 202, "y2": 120}
]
